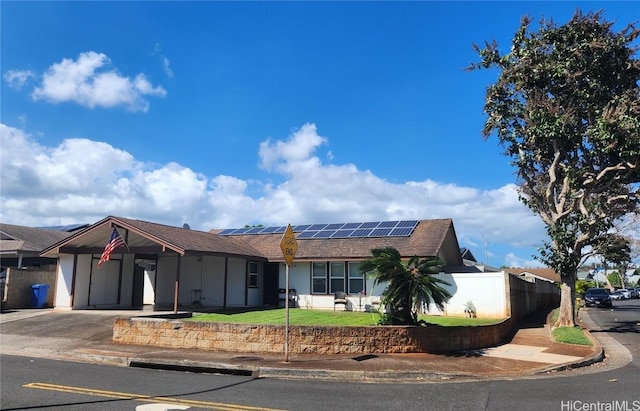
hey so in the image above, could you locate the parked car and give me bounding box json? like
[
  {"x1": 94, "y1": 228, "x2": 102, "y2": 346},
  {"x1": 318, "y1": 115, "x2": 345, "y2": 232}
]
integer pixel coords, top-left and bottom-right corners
[
  {"x1": 610, "y1": 291, "x2": 625, "y2": 301},
  {"x1": 617, "y1": 289, "x2": 632, "y2": 299},
  {"x1": 628, "y1": 288, "x2": 638, "y2": 299},
  {"x1": 584, "y1": 288, "x2": 613, "y2": 308}
]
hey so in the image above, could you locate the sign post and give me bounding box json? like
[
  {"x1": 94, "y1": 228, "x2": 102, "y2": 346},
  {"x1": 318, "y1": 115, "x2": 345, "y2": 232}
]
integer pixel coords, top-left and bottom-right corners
[{"x1": 279, "y1": 224, "x2": 298, "y2": 363}]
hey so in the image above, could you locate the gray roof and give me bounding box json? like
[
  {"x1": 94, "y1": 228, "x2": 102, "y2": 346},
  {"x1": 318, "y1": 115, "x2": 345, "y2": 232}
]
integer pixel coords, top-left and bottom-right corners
[
  {"x1": 213, "y1": 219, "x2": 464, "y2": 266},
  {"x1": 1, "y1": 223, "x2": 72, "y2": 255},
  {"x1": 39, "y1": 216, "x2": 465, "y2": 267},
  {"x1": 41, "y1": 216, "x2": 265, "y2": 260}
]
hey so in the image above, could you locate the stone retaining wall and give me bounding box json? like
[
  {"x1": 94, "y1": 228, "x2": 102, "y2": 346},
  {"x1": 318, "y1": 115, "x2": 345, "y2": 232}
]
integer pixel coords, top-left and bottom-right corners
[{"x1": 113, "y1": 317, "x2": 514, "y2": 354}]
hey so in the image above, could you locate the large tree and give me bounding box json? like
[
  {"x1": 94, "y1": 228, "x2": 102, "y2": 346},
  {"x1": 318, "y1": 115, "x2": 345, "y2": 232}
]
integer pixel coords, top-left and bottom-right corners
[
  {"x1": 360, "y1": 247, "x2": 452, "y2": 325},
  {"x1": 469, "y1": 10, "x2": 640, "y2": 327}
]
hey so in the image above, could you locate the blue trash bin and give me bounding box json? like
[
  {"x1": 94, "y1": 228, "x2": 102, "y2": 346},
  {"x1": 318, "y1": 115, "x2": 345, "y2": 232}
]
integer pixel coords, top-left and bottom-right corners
[{"x1": 31, "y1": 284, "x2": 50, "y2": 308}]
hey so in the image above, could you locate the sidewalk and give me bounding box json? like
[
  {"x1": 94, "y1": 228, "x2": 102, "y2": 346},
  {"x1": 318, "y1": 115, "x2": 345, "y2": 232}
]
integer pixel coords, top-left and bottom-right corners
[{"x1": 0, "y1": 308, "x2": 606, "y2": 382}]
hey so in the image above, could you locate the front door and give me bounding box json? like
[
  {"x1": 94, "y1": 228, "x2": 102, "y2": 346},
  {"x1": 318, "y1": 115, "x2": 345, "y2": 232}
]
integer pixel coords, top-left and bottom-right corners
[
  {"x1": 263, "y1": 263, "x2": 279, "y2": 305},
  {"x1": 132, "y1": 265, "x2": 144, "y2": 307}
]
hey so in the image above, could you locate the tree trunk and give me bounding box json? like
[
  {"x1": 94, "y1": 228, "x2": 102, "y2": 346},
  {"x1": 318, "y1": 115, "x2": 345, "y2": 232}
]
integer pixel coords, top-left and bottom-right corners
[{"x1": 554, "y1": 275, "x2": 576, "y2": 328}]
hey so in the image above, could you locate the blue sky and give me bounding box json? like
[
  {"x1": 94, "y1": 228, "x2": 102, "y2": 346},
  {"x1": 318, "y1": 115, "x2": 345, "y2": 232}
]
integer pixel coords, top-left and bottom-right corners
[{"x1": 1, "y1": 1, "x2": 636, "y2": 268}]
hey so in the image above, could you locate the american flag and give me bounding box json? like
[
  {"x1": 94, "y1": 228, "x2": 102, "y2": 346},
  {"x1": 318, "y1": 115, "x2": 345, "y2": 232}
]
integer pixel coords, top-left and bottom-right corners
[{"x1": 97, "y1": 227, "x2": 128, "y2": 268}]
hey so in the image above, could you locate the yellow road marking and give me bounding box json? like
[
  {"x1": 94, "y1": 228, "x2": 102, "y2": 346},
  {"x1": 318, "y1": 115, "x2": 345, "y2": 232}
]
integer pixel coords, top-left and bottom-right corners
[{"x1": 24, "y1": 382, "x2": 287, "y2": 411}]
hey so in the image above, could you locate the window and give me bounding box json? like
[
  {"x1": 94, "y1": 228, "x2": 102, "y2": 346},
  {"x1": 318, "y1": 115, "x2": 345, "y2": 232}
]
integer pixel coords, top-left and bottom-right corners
[
  {"x1": 312, "y1": 262, "x2": 327, "y2": 294},
  {"x1": 248, "y1": 261, "x2": 259, "y2": 288},
  {"x1": 348, "y1": 262, "x2": 364, "y2": 294},
  {"x1": 330, "y1": 262, "x2": 345, "y2": 293}
]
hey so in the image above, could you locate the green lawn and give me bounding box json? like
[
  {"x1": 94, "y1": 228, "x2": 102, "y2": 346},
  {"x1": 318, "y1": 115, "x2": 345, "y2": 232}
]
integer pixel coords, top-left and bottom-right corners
[
  {"x1": 186, "y1": 308, "x2": 503, "y2": 327},
  {"x1": 549, "y1": 308, "x2": 593, "y2": 346},
  {"x1": 551, "y1": 326, "x2": 593, "y2": 346}
]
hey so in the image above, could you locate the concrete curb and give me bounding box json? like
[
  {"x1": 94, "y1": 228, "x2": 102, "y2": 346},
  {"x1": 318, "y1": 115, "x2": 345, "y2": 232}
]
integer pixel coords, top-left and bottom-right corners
[
  {"x1": 126, "y1": 356, "x2": 478, "y2": 382},
  {"x1": 255, "y1": 367, "x2": 477, "y2": 382},
  {"x1": 535, "y1": 341, "x2": 604, "y2": 374}
]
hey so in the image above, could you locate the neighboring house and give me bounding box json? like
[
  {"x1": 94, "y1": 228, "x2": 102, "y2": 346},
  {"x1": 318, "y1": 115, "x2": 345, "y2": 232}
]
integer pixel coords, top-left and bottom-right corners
[
  {"x1": 0, "y1": 224, "x2": 76, "y2": 308},
  {"x1": 578, "y1": 268, "x2": 637, "y2": 289},
  {"x1": 506, "y1": 268, "x2": 560, "y2": 284},
  {"x1": 626, "y1": 269, "x2": 640, "y2": 287},
  {"x1": 576, "y1": 269, "x2": 592, "y2": 282},
  {"x1": 460, "y1": 247, "x2": 478, "y2": 264},
  {"x1": 1, "y1": 223, "x2": 77, "y2": 269}
]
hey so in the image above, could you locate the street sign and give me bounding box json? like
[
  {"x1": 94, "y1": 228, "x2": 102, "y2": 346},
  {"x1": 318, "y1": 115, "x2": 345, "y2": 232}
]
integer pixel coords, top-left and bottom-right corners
[
  {"x1": 279, "y1": 224, "x2": 298, "y2": 266},
  {"x1": 279, "y1": 224, "x2": 298, "y2": 362}
]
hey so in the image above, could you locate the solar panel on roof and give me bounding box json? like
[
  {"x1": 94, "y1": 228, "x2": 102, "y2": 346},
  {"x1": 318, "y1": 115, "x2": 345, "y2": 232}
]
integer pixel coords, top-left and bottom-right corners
[
  {"x1": 378, "y1": 221, "x2": 399, "y2": 228},
  {"x1": 297, "y1": 231, "x2": 318, "y2": 239},
  {"x1": 308, "y1": 224, "x2": 328, "y2": 231},
  {"x1": 314, "y1": 230, "x2": 336, "y2": 238},
  {"x1": 389, "y1": 227, "x2": 413, "y2": 236},
  {"x1": 360, "y1": 222, "x2": 379, "y2": 229},
  {"x1": 332, "y1": 229, "x2": 355, "y2": 238},
  {"x1": 349, "y1": 228, "x2": 373, "y2": 238},
  {"x1": 218, "y1": 219, "x2": 419, "y2": 238},
  {"x1": 397, "y1": 220, "x2": 419, "y2": 228},
  {"x1": 369, "y1": 228, "x2": 393, "y2": 237},
  {"x1": 293, "y1": 224, "x2": 312, "y2": 232}
]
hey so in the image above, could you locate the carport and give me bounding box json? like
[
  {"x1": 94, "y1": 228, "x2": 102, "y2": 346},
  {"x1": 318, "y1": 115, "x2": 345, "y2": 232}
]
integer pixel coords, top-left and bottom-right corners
[{"x1": 40, "y1": 216, "x2": 266, "y2": 312}]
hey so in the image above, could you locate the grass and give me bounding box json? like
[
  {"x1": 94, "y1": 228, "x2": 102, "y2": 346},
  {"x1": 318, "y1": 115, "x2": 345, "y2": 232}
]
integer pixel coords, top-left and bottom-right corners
[
  {"x1": 549, "y1": 308, "x2": 593, "y2": 346},
  {"x1": 186, "y1": 308, "x2": 503, "y2": 327},
  {"x1": 551, "y1": 326, "x2": 593, "y2": 346}
]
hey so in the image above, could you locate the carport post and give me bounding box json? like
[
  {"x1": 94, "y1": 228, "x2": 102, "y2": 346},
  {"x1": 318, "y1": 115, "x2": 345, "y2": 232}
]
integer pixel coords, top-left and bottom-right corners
[{"x1": 174, "y1": 254, "x2": 181, "y2": 313}]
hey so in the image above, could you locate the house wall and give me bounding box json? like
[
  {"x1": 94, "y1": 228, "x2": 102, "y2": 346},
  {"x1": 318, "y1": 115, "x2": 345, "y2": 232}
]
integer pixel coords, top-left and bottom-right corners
[
  {"x1": 275, "y1": 267, "x2": 558, "y2": 320},
  {"x1": 154, "y1": 255, "x2": 261, "y2": 308},
  {"x1": 201, "y1": 256, "x2": 225, "y2": 306},
  {"x1": 246, "y1": 260, "x2": 263, "y2": 307},
  {"x1": 279, "y1": 261, "x2": 385, "y2": 310},
  {"x1": 52, "y1": 253, "x2": 263, "y2": 310},
  {"x1": 3, "y1": 266, "x2": 56, "y2": 309},
  {"x1": 227, "y1": 258, "x2": 247, "y2": 306},
  {"x1": 54, "y1": 254, "x2": 76, "y2": 309},
  {"x1": 72, "y1": 254, "x2": 92, "y2": 307},
  {"x1": 277, "y1": 264, "x2": 509, "y2": 316},
  {"x1": 54, "y1": 253, "x2": 146, "y2": 309}
]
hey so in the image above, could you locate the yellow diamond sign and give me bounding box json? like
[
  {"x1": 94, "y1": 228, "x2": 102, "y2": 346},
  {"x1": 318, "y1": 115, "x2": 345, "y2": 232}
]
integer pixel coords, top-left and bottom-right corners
[{"x1": 279, "y1": 224, "x2": 298, "y2": 266}]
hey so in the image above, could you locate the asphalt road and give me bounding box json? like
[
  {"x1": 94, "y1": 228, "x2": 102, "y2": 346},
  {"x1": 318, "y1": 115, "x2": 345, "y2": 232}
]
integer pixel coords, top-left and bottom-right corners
[{"x1": 1, "y1": 301, "x2": 638, "y2": 411}]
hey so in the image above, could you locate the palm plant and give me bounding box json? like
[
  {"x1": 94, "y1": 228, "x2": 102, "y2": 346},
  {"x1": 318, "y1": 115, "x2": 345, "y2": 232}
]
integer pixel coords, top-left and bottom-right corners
[{"x1": 360, "y1": 247, "x2": 452, "y2": 325}]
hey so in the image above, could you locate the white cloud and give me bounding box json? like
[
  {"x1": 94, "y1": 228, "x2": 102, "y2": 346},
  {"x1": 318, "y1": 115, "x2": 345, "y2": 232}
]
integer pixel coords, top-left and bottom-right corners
[
  {"x1": 154, "y1": 43, "x2": 173, "y2": 78},
  {"x1": 504, "y1": 253, "x2": 545, "y2": 268},
  {"x1": 0, "y1": 122, "x2": 547, "y2": 264},
  {"x1": 161, "y1": 56, "x2": 173, "y2": 78},
  {"x1": 3, "y1": 70, "x2": 36, "y2": 89},
  {"x1": 29, "y1": 51, "x2": 166, "y2": 112},
  {"x1": 259, "y1": 123, "x2": 327, "y2": 172}
]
